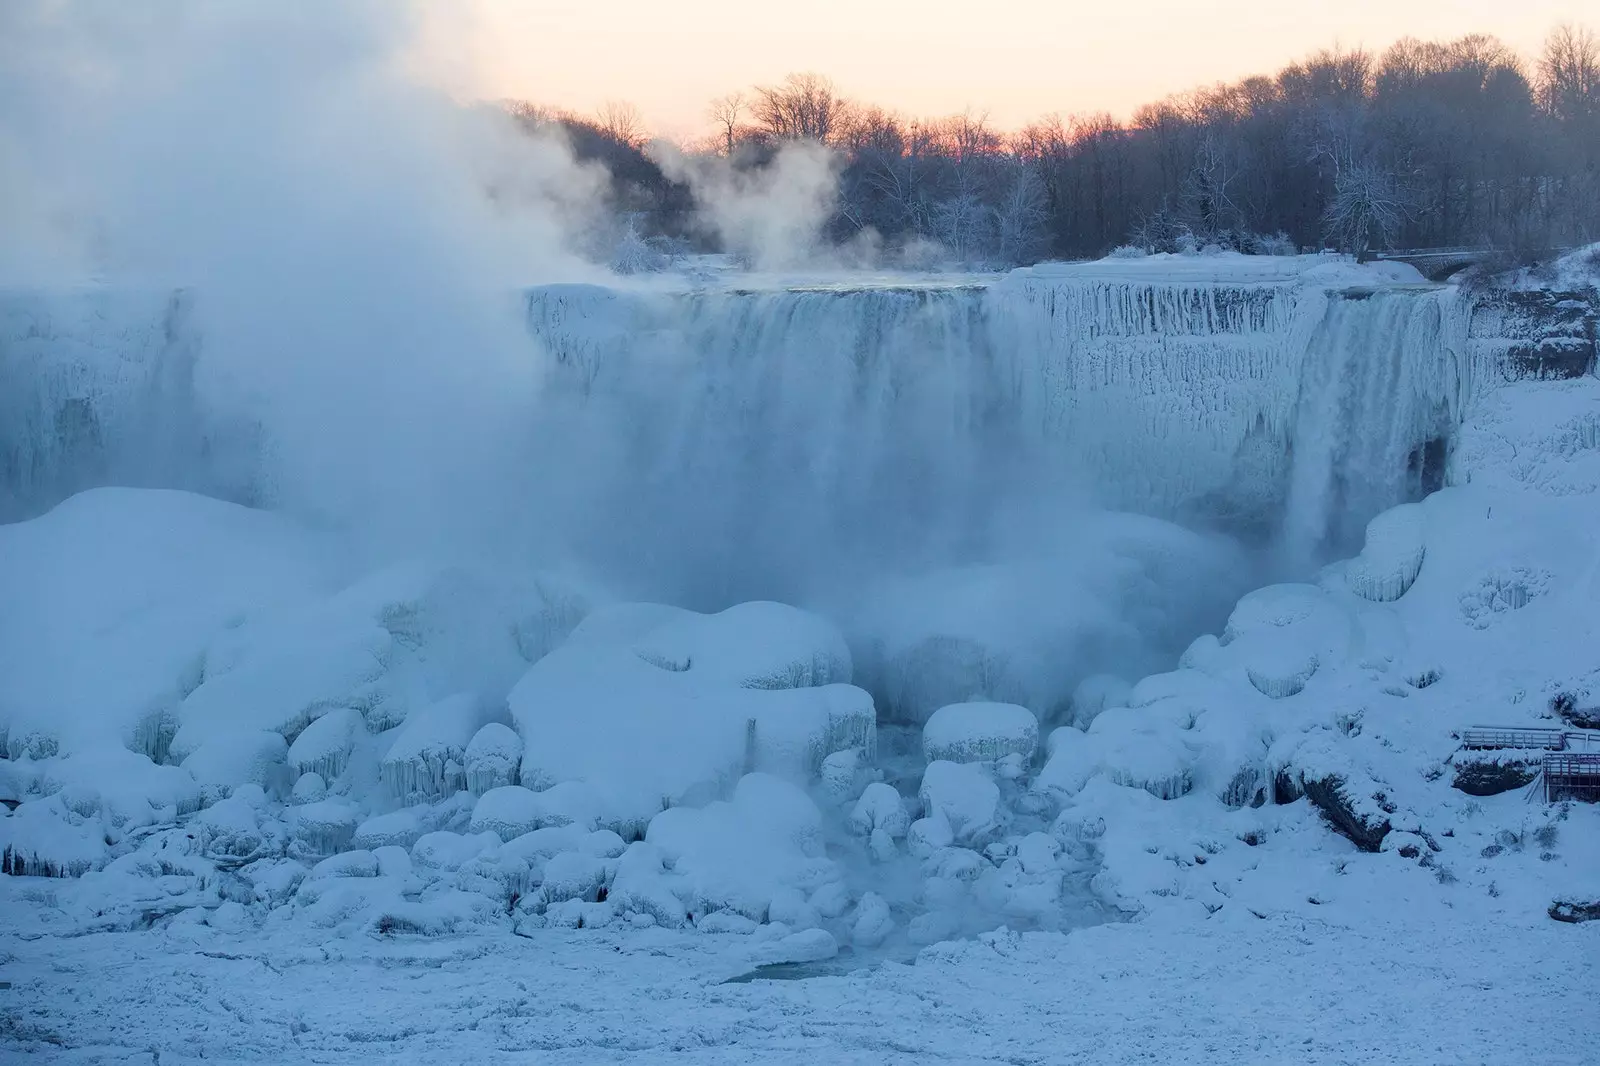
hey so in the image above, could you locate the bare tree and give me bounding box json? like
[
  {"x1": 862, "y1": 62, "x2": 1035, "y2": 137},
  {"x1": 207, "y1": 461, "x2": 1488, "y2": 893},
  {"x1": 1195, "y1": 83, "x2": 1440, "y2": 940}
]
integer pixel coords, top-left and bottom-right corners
[
  {"x1": 994, "y1": 163, "x2": 1048, "y2": 264},
  {"x1": 598, "y1": 100, "x2": 644, "y2": 148},
  {"x1": 752, "y1": 73, "x2": 848, "y2": 143},
  {"x1": 1323, "y1": 161, "x2": 1412, "y2": 260},
  {"x1": 1538, "y1": 24, "x2": 1600, "y2": 121},
  {"x1": 707, "y1": 92, "x2": 744, "y2": 156}
]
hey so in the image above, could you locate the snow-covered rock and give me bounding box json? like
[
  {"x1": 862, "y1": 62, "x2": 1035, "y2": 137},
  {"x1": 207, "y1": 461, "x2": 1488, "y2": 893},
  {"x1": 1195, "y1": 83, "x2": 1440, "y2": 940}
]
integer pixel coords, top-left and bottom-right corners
[
  {"x1": 463, "y1": 723, "x2": 522, "y2": 795},
  {"x1": 645, "y1": 773, "x2": 837, "y2": 923},
  {"x1": 379, "y1": 694, "x2": 487, "y2": 805},
  {"x1": 918, "y1": 761, "x2": 1002, "y2": 847},
  {"x1": 1343, "y1": 503, "x2": 1426, "y2": 602},
  {"x1": 286, "y1": 707, "x2": 364, "y2": 782},
  {"x1": 923, "y1": 701, "x2": 1039, "y2": 766},
  {"x1": 181, "y1": 730, "x2": 289, "y2": 802},
  {"x1": 510, "y1": 642, "x2": 874, "y2": 825}
]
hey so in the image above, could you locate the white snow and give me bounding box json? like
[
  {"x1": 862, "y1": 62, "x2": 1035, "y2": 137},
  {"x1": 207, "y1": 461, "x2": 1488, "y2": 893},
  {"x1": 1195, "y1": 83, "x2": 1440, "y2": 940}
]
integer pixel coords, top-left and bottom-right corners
[
  {"x1": 922, "y1": 701, "x2": 1039, "y2": 765},
  {"x1": 2, "y1": 252, "x2": 1597, "y2": 1062}
]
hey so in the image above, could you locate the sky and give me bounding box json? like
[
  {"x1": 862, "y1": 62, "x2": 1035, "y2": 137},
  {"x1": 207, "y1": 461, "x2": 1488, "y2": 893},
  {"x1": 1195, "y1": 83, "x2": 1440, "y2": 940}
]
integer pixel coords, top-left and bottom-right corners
[{"x1": 445, "y1": 0, "x2": 1594, "y2": 138}]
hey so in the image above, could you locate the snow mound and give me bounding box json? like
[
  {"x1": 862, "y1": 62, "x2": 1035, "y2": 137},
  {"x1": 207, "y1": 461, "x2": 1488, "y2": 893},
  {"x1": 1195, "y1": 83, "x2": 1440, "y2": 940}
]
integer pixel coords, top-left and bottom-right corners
[
  {"x1": 181, "y1": 730, "x2": 289, "y2": 802},
  {"x1": 510, "y1": 639, "x2": 874, "y2": 826},
  {"x1": 286, "y1": 707, "x2": 364, "y2": 782},
  {"x1": 923, "y1": 702, "x2": 1039, "y2": 765},
  {"x1": 379, "y1": 694, "x2": 488, "y2": 805},
  {"x1": 0, "y1": 489, "x2": 341, "y2": 762},
  {"x1": 644, "y1": 773, "x2": 838, "y2": 923},
  {"x1": 630, "y1": 601, "x2": 853, "y2": 689},
  {"x1": 1344, "y1": 503, "x2": 1426, "y2": 602},
  {"x1": 463, "y1": 723, "x2": 523, "y2": 795},
  {"x1": 918, "y1": 761, "x2": 1002, "y2": 846}
]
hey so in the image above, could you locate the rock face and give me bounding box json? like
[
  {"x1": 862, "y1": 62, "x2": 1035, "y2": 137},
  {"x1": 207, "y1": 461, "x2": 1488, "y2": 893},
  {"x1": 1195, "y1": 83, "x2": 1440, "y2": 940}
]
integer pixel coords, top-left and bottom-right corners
[
  {"x1": 1451, "y1": 759, "x2": 1539, "y2": 797},
  {"x1": 1469, "y1": 289, "x2": 1598, "y2": 381},
  {"x1": 1299, "y1": 775, "x2": 1392, "y2": 852},
  {"x1": 1548, "y1": 900, "x2": 1600, "y2": 924}
]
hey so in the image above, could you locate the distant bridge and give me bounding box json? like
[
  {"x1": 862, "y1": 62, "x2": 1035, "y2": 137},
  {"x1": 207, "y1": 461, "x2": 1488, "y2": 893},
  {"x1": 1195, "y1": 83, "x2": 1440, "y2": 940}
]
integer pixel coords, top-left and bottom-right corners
[
  {"x1": 1372, "y1": 246, "x2": 1577, "y2": 282},
  {"x1": 1372, "y1": 247, "x2": 1495, "y2": 281}
]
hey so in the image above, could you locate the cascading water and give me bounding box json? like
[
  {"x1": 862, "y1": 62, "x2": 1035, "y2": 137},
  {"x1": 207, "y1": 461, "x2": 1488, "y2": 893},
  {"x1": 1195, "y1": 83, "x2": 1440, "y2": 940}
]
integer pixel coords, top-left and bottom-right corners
[
  {"x1": 3, "y1": 261, "x2": 1492, "y2": 586},
  {"x1": 1281, "y1": 287, "x2": 1472, "y2": 562},
  {"x1": 525, "y1": 265, "x2": 1488, "y2": 593}
]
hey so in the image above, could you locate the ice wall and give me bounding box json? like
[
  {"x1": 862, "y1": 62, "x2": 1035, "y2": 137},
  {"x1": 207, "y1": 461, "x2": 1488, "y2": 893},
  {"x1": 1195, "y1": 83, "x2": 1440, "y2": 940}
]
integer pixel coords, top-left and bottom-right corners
[
  {"x1": 0, "y1": 288, "x2": 260, "y2": 521},
  {"x1": 1, "y1": 258, "x2": 1515, "y2": 570},
  {"x1": 527, "y1": 261, "x2": 1485, "y2": 569}
]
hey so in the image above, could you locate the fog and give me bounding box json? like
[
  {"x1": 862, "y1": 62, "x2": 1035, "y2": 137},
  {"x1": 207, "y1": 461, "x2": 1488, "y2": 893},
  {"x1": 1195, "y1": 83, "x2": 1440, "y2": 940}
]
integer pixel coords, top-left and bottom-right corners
[{"x1": 1, "y1": 1, "x2": 1255, "y2": 699}]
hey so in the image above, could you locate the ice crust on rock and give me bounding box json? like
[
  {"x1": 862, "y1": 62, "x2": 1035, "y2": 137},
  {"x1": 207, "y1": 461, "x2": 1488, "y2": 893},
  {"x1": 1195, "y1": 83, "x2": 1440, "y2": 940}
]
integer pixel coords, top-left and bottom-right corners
[
  {"x1": 1343, "y1": 503, "x2": 1427, "y2": 602},
  {"x1": 379, "y1": 694, "x2": 488, "y2": 805},
  {"x1": 510, "y1": 635, "x2": 875, "y2": 826},
  {"x1": 923, "y1": 702, "x2": 1039, "y2": 766},
  {"x1": 919, "y1": 761, "x2": 1002, "y2": 847},
  {"x1": 463, "y1": 723, "x2": 523, "y2": 795},
  {"x1": 286, "y1": 707, "x2": 364, "y2": 783},
  {"x1": 630, "y1": 601, "x2": 853, "y2": 689}
]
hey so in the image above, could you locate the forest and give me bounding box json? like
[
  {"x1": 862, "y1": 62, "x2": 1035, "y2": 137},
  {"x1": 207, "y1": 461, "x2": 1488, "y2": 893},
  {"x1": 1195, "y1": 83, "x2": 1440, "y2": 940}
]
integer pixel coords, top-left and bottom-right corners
[{"x1": 513, "y1": 24, "x2": 1600, "y2": 268}]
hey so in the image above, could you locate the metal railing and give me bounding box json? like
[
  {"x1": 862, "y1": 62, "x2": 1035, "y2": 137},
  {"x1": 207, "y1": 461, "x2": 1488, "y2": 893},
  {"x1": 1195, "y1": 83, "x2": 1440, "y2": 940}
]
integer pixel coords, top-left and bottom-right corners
[
  {"x1": 1544, "y1": 753, "x2": 1600, "y2": 803},
  {"x1": 1459, "y1": 726, "x2": 1568, "y2": 751}
]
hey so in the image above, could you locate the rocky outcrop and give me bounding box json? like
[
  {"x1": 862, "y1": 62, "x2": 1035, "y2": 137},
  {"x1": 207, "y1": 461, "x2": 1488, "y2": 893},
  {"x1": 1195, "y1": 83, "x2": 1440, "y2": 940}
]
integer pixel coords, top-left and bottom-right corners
[
  {"x1": 1548, "y1": 899, "x2": 1600, "y2": 924},
  {"x1": 1300, "y1": 775, "x2": 1392, "y2": 852},
  {"x1": 1451, "y1": 758, "x2": 1539, "y2": 797},
  {"x1": 1470, "y1": 289, "x2": 1598, "y2": 381}
]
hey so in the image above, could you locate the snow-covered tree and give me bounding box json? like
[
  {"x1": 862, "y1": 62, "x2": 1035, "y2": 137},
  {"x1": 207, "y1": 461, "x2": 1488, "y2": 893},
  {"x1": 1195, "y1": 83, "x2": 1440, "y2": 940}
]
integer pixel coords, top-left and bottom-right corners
[{"x1": 1322, "y1": 162, "x2": 1412, "y2": 261}]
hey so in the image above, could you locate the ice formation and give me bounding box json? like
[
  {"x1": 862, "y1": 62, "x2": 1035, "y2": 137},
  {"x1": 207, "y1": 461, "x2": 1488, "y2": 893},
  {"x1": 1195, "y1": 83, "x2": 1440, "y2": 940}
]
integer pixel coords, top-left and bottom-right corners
[
  {"x1": 2, "y1": 250, "x2": 1597, "y2": 987},
  {"x1": 922, "y1": 702, "x2": 1040, "y2": 765}
]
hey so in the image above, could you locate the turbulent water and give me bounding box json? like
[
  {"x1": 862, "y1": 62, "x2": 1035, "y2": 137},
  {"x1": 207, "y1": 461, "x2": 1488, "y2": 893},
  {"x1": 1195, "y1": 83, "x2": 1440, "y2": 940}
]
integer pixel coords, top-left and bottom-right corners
[{"x1": 0, "y1": 265, "x2": 1486, "y2": 585}]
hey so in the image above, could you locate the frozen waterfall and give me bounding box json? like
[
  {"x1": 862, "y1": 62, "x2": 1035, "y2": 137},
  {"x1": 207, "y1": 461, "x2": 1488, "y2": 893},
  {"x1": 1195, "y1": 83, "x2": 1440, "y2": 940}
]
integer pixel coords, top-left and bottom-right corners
[
  {"x1": 2, "y1": 258, "x2": 1498, "y2": 583},
  {"x1": 526, "y1": 263, "x2": 1483, "y2": 574}
]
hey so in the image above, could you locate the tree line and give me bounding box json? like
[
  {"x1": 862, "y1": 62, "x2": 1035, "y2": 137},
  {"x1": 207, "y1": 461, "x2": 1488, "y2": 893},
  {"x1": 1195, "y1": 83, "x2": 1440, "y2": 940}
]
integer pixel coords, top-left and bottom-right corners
[{"x1": 514, "y1": 24, "x2": 1600, "y2": 268}]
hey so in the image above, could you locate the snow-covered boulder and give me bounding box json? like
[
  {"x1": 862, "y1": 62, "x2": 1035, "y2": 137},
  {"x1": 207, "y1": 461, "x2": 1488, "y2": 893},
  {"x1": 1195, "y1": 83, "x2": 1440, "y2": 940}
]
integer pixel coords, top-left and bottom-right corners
[
  {"x1": 1343, "y1": 503, "x2": 1426, "y2": 602},
  {"x1": 286, "y1": 707, "x2": 364, "y2": 782},
  {"x1": 181, "y1": 730, "x2": 289, "y2": 802},
  {"x1": 0, "y1": 489, "x2": 342, "y2": 763},
  {"x1": 463, "y1": 723, "x2": 522, "y2": 795},
  {"x1": 510, "y1": 643, "x2": 875, "y2": 826},
  {"x1": 290, "y1": 799, "x2": 359, "y2": 857},
  {"x1": 922, "y1": 702, "x2": 1039, "y2": 766},
  {"x1": 0, "y1": 795, "x2": 109, "y2": 876},
  {"x1": 172, "y1": 615, "x2": 392, "y2": 762},
  {"x1": 918, "y1": 761, "x2": 1002, "y2": 846},
  {"x1": 1089, "y1": 707, "x2": 1196, "y2": 800},
  {"x1": 848, "y1": 782, "x2": 910, "y2": 839},
  {"x1": 330, "y1": 562, "x2": 590, "y2": 698},
  {"x1": 35, "y1": 747, "x2": 202, "y2": 832},
  {"x1": 291, "y1": 772, "x2": 328, "y2": 804},
  {"x1": 1068, "y1": 674, "x2": 1132, "y2": 729},
  {"x1": 630, "y1": 601, "x2": 852, "y2": 689},
  {"x1": 191, "y1": 787, "x2": 281, "y2": 861},
  {"x1": 645, "y1": 773, "x2": 837, "y2": 923},
  {"x1": 378, "y1": 694, "x2": 488, "y2": 805},
  {"x1": 469, "y1": 782, "x2": 601, "y2": 841},
  {"x1": 851, "y1": 891, "x2": 894, "y2": 947}
]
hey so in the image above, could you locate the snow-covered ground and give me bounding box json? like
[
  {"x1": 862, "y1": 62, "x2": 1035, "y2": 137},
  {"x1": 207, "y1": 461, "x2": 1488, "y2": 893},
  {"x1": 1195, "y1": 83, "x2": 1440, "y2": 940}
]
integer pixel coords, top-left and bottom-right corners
[
  {"x1": 2, "y1": 251, "x2": 1598, "y2": 1063},
  {"x1": 3, "y1": 907, "x2": 1593, "y2": 1064}
]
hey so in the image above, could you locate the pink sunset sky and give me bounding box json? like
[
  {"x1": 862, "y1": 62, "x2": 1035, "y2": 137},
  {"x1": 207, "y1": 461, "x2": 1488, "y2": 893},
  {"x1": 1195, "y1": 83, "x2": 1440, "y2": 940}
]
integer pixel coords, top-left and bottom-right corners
[{"x1": 429, "y1": 0, "x2": 1593, "y2": 138}]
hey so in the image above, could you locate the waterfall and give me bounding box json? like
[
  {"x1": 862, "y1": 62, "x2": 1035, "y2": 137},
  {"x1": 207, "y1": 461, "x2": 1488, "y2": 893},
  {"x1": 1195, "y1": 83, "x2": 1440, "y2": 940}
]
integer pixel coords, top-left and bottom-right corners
[
  {"x1": 525, "y1": 269, "x2": 1485, "y2": 578},
  {"x1": 3, "y1": 265, "x2": 1499, "y2": 581}
]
